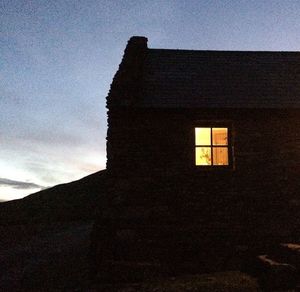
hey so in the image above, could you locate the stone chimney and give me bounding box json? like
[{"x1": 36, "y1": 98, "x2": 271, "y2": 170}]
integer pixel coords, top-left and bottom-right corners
[{"x1": 107, "y1": 36, "x2": 148, "y2": 107}]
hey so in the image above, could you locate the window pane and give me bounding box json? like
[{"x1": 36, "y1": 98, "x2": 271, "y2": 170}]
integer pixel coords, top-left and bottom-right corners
[
  {"x1": 195, "y1": 147, "x2": 212, "y2": 165},
  {"x1": 213, "y1": 147, "x2": 228, "y2": 165},
  {"x1": 212, "y1": 128, "x2": 228, "y2": 145},
  {"x1": 195, "y1": 128, "x2": 211, "y2": 146}
]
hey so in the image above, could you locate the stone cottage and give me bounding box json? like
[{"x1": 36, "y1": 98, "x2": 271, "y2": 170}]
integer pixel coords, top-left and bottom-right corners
[{"x1": 93, "y1": 36, "x2": 300, "y2": 279}]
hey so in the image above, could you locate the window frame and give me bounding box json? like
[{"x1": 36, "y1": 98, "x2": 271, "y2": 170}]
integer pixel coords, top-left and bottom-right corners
[{"x1": 194, "y1": 122, "x2": 234, "y2": 170}]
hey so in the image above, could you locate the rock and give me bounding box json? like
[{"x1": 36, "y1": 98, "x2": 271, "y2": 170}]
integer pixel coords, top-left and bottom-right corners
[{"x1": 256, "y1": 254, "x2": 297, "y2": 289}]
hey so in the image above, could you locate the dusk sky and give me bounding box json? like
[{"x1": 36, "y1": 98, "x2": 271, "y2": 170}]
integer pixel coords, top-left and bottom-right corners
[{"x1": 1, "y1": 0, "x2": 300, "y2": 201}]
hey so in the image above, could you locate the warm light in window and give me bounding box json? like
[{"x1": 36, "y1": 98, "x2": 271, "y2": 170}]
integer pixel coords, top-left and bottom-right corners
[
  {"x1": 212, "y1": 128, "x2": 228, "y2": 145},
  {"x1": 196, "y1": 147, "x2": 211, "y2": 165},
  {"x1": 195, "y1": 127, "x2": 229, "y2": 166},
  {"x1": 195, "y1": 128, "x2": 211, "y2": 145},
  {"x1": 213, "y1": 147, "x2": 228, "y2": 165}
]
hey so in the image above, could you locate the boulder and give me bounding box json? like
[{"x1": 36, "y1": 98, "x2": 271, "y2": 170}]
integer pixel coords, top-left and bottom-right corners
[{"x1": 256, "y1": 254, "x2": 297, "y2": 289}]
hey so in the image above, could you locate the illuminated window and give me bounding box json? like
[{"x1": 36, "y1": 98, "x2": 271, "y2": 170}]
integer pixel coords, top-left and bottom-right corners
[{"x1": 195, "y1": 127, "x2": 229, "y2": 166}]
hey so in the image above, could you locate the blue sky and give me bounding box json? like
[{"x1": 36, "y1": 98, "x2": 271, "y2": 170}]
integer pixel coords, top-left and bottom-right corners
[{"x1": 1, "y1": 0, "x2": 300, "y2": 201}]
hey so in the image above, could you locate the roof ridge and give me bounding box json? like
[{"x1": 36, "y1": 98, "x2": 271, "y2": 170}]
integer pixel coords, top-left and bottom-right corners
[{"x1": 148, "y1": 48, "x2": 300, "y2": 54}]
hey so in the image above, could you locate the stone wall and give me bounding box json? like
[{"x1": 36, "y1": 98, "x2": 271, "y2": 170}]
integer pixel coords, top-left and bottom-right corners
[
  {"x1": 93, "y1": 107, "x2": 300, "y2": 279},
  {"x1": 106, "y1": 107, "x2": 300, "y2": 233},
  {"x1": 107, "y1": 107, "x2": 300, "y2": 190}
]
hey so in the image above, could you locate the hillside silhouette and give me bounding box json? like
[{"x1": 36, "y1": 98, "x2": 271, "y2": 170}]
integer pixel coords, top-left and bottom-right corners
[{"x1": 0, "y1": 170, "x2": 107, "y2": 224}]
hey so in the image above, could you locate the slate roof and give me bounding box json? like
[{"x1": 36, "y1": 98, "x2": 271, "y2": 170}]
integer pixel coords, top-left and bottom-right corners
[{"x1": 141, "y1": 48, "x2": 300, "y2": 108}]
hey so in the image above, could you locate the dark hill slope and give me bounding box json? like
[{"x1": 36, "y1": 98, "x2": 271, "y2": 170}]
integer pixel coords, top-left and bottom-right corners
[{"x1": 0, "y1": 170, "x2": 108, "y2": 224}]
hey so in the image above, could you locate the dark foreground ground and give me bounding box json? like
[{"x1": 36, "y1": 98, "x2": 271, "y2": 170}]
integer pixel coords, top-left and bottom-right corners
[
  {"x1": 0, "y1": 220, "x2": 264, "y2": 291},
  {"x1": 0, "y1": 171, "x2": 297, "y2": 291},
  {"x1": 0, "y1": 221, "x2": 92, "y2": 290}
]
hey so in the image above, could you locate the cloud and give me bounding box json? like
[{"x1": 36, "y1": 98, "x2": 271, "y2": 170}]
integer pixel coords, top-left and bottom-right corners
[{"x1": 0, "y1": 178, "x2": 45, "y2": 190}]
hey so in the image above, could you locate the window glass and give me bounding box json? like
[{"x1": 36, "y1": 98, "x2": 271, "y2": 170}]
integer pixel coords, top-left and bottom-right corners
[
  {"x1": 212, "y1": 128, "x2": 228, "y2": 145},
  {"x1": 213, "y1": 147, "x2": 228, "y2": 165},
  {"x1": 195, "y1": 128, "x2": 211, "y2": 145},
  {"x1": 195, "y1": 127, "x2": 230, "y2": 167},
  {"x1": 195, "y1": 147, "x2": 212, "y2": 165}
]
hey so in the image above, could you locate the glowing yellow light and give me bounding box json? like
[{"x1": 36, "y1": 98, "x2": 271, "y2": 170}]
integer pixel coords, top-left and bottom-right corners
[
  {"x1": 195, "y1": 128, "x2": 211, "y2": 145},
  {"x1": 195, "y1": 147, "x2": 211, "y2": 165},
  {"x1": 195, "y1": 127, "x2": 229, "y2": 166}
]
